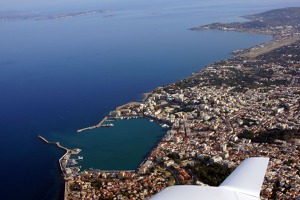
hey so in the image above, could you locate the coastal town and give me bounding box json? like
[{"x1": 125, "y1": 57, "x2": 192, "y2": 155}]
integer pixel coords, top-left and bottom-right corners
[{"x1": 57, "y1": 7, "x2": 300, "y2": 200}]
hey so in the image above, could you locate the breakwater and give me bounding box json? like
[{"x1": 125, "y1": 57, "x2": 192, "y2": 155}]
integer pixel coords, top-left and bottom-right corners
[
  {"x1": 38, "y1": 135, "x2": 69, "y2": 152},
  {"x1": 38, "y1": 135, "x2": 81, "y2": 200},
  {"x1": 77, "y1": 116, "x2": 108, "y2": 133}
]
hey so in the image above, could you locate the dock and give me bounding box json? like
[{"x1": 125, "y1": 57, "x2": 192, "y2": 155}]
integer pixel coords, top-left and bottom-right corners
[{"x1": 77, "y1": 116, "x2": 108, "y2": 133}]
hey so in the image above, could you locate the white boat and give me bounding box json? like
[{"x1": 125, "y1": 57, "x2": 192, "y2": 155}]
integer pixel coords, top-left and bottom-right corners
[
  {"x1": 162, "y1": 124, "x2": 169, "y2": 128},
  {"x1": 78, "y1": 156, "x2": 83, "y2": 160},
  {"x1": 102, "y1": 123, "x2": 114, "y2": 127}
]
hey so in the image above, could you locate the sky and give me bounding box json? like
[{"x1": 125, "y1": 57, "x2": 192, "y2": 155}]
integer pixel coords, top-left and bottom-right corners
[{"x1": 0, "y1": 0, "x2": 299, "y2": 13}]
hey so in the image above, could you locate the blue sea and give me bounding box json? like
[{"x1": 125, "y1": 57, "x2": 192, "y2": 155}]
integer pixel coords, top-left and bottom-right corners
[{"x1": 0, "y1": 0, "x2": 299, "y2": 199}]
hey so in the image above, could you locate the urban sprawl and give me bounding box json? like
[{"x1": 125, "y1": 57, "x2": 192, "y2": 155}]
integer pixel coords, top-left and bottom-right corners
[{"x1": 64, "y1": 7, "x2": 300, "y2": 200}]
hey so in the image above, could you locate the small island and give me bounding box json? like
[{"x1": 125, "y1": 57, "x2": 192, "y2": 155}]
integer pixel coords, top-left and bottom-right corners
[{"x1": 40, "y1": 7, "x2": 300, "y2": 200}]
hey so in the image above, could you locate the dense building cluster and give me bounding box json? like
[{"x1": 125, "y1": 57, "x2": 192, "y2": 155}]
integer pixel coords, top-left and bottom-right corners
[{"x1": 68, "y1": 169, "x2": 172, "y2": 199}]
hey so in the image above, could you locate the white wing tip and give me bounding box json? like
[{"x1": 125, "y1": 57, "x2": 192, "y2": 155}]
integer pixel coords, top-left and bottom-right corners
[{"x1": 220, "y1": 157, "x2": 269, "y2": 197}]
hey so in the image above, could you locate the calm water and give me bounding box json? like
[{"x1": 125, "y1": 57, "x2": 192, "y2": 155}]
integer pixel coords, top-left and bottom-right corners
[
  {"x1": 0, "y1": 0, "x2": 299, "y2": 199},
  {"x1": 49, "y1": 118, "x2": 166, "y2": 170}
]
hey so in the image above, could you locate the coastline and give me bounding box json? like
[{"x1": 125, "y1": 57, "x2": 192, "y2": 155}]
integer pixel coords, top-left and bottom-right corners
[
  {"x1": 142, "y1": 92, "x2": 151, "y2": 101},
  {"x1": 68, "y1": 20, "x2": 279, "y2": 177},
  {"x1": 235, "y1": 35, "x2": 300, "y2": 58},
  {"x1": 44, "y1": 7, "x2": 300, "y2": 200},
  {"x1": 191, "y1": 7, "x2": 300, "y2": 59}
]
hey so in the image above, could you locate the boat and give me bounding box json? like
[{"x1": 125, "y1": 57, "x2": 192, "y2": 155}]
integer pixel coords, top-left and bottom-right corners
[
  {"x1": 78, "y1": 156, "x2": 83, "y2": 160},
  {"x1": 102, "y1": 123, "x2": 114, "y2": 127},
  {"x1": 162, "y1": 124, "x2": 169, "y2": 128}
]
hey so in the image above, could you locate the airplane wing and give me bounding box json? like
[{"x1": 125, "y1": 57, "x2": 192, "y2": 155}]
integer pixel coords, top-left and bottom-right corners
[
  {"x1": 219, "y1": 157, "x2": 269, "y2": 197},
  {"x1": 149, "y1": 157, "x2": 269, "y2": 200}
]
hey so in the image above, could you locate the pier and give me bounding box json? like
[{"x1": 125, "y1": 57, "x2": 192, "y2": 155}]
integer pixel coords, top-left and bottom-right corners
[
  {"x1": 77, "y1": 116, "x2": 108, "y2": 133},
  {"x1": 96, "y1": 116, "x2": 108, "y2": 127}
]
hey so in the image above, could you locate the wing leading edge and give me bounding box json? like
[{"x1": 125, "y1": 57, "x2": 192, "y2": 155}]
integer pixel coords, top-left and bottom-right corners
[
  {"x1": 220, "y1": 157, "x2": 269, "y2": 198},
  {"x1": 149, "y1": 157, "x2": 269, "y2": 200}
]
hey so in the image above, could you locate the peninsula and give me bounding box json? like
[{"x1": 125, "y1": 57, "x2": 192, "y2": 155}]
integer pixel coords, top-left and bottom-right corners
[
  {"x1": 43, "y1": 7, "x2": 300, "y2": 200},
  {"x1": 0, "y1": 9, "x2": 111, "y2": 22}
]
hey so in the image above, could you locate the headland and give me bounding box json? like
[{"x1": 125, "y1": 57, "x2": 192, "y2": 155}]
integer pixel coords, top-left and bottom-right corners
[{"x1": 191, "y1": 7, "x2": 300, "y2": 58}]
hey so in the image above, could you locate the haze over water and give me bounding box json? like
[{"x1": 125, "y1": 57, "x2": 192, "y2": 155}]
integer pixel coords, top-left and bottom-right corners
[{"x1": 0, "y1": 0, "x2": 299, "y2": 199}]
